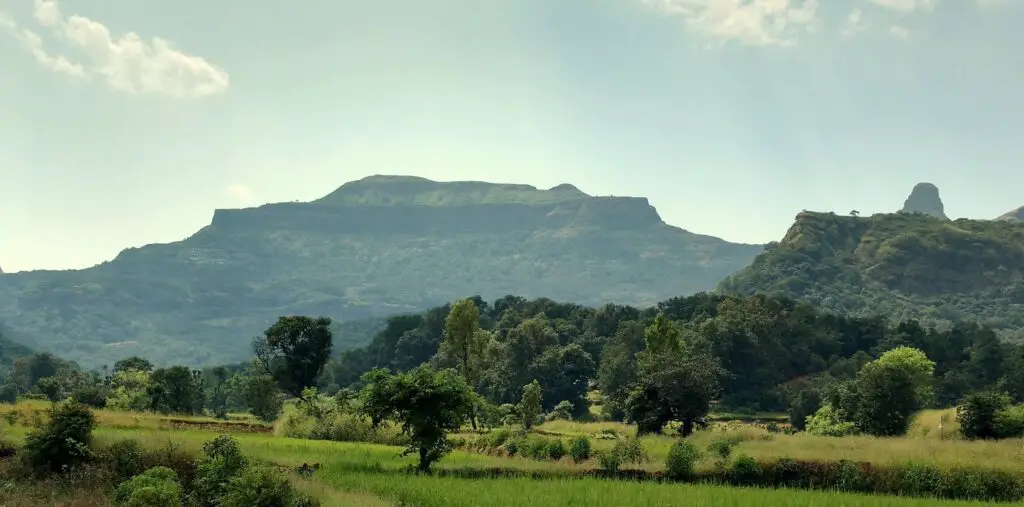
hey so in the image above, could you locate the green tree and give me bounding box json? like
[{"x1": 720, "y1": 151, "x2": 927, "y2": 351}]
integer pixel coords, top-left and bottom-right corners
[
  {"x1": 106, "y1": 369, "x2": 152, "y2": 412},
  {"x1": 239, "y1": 371, "x2": 284, "y2": 423},
  {"x1": 957, "y1": 391, "x2": 1012, "y2": 440},
  {"x1": 148, "y1": 366, "x2": 205, "y2": 415},
  {"x1": 626, "y1": 317, "x2": 725, "y2": 436},
  {"x1": 359, "y1": 365, "x2": 475, "y2": 471},
  {"x1": 439, "y1": 298, "x2": 489, "y2": 429},
  {"x1": 851, "y1": 346, "x2": 935, "y2": 436},
  {"x1": 518, "y1": 380, "x2": 542, "y2": 430},
  {"x1": 112, "y1": 357, "x2": 154, "y2": 375},
  {"x1": 253, "y1": 316, "x2": 334, "y2": 401}
]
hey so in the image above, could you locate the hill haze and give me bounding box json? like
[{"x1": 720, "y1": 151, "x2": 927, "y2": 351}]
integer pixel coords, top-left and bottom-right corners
[{"x1": 0, "y1": 175, "x2": 762, "y2": 368}]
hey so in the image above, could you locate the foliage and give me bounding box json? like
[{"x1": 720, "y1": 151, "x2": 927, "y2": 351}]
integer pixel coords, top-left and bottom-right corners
[
  {"x1": 359, "y1": 365, "x2": 476, "y2": 471},
  {"x1": 805, "y1": 404, "x2": 856, "y2": 437},
  {"x1": 0, "y1": 177, "x2": 761, "y2": 368},
  {"x1": 851, "y1": 347, "x2": 935, "y2": 436},
  {"x1": 665, "y1": 440, "x2": 702, "y2": 480},
  {"x1": 254, "y1": 316, "x2": 334, "y2": 400},
  {"x1": 719, "y1": 211, "x2": 1024, "y2": 341},
  {"x1": 191, "y1": 435, "x2": 249, "y2": 507},
  {"x1": 546, "y1": 400, "x2": 574, "y2": 421},
  {"x1": 22, "y1": 400, "x2": 95, "y2": 473},
  {"x1": 106, "y1": 369, "x2": 152, "y2": 412},
  {"x1": 569, "y1": 436, "x2": 591, "y2": 463},
  {"x1": 518, "y1": 380, "x2": 543, "y2": 430},
  {"x1": 112, "y1": 466, "x2": 183, "y2": 507},
  {"x1": 148, "y1": 366, "x2": 206, "y2": 415},
  {"x1": 957, "y1": 391, "x2": 1012, "y2": 440},
  {"x1": 596, "y1": 438, "x2": 649, "y2": 473},
  {"x1": 234, "y1": 370, "x2": 284, "y2": 422},
  {"x1": 219, "y1": 465, "x2": 318, "y2": 507}
]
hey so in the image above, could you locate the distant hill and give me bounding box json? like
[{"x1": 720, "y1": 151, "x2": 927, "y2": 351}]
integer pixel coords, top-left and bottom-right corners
[
  {"x1": 997, "y1": 206, "x2": 1024, "y2": 222},
  {"x1": 0, "y1": 325, "x2": 34, "y2": 377},
  {"x1": 718, "y1": 210, "x2": 1024, "y2": 338},
  {"x1": 0, "y1": 175, "x2": 762, "y2": 368}
]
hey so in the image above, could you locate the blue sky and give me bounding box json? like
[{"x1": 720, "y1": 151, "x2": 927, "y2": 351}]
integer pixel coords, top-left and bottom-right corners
[{"x1": 2, "y1": 0, "x2": 1022, "y2": 272}]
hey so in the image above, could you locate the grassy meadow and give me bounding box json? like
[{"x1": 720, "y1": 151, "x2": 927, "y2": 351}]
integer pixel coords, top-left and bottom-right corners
[{"x1": 1, "y1": 401, "x2": 1023, "y2": 506}]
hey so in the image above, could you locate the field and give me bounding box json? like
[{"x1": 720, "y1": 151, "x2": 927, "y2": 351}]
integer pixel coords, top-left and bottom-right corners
[{"x1": 1, "y1": 402, "x2": 1021, "y2": 506}]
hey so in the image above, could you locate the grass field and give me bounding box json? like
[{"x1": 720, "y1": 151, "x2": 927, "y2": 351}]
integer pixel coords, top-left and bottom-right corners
[{"x1": 1, "y1": 401, "x2": 1022, "y2": 506}]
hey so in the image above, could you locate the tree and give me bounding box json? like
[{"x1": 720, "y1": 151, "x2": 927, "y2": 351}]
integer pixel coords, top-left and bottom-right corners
[
  {"x1": 112, "y1": 356, "x2": 154, "y2": 374},
  {"x1": 148, "y1": 366, "x2": 206, "y2": 415},
  {"x1": 238, "y1": 371, "x2": 284, "y2": 423},
  {"x1": 518, "y1": 380, "x2": 543, "y2": 430},
  {"x1": 850, "y1": 210, "x2": 860, "y2": 217},
  {"x1": 359, "y1": 366, "x2": 475, "y2": 471},
  {"x1": 208, "y1": 366, "x2": 230, "y2": 419},
  {"x1": 957, "y1": 391, "x2": 1012, "y2": 440},
  {"x1": 253, "y1": 316, "x2": 333, "y2": 401},
  {"x1": 626, "y1": 317, "x2": 725, "y2": 436},
  {"x1": 106, "y1": 369, "x2": 152, "y2": 412},
  {"x1": 850, "y1": 346, "x2": 935, "y2": 436},
  {"x1": 439, "y1": 298, "x2": 488, "y2": 429}
]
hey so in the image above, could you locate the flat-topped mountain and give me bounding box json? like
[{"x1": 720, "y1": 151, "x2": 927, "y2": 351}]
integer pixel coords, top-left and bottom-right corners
[
  {"x1": 718, "y1": 211, "x2": 1024, "y2": 337},
  {"x1": 0, "y1": 175, "x2": 762, "y2": 368}
]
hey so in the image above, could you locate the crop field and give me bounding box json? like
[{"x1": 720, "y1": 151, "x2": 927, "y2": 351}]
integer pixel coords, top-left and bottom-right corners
[{"x1": 2, "y1": 401, "x2": 1023, "y2": 506}]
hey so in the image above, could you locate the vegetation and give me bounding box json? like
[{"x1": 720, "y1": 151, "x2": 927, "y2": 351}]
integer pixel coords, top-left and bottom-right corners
[
  {"x1": 0, "y1": 176, "x2": 760, "y2": 367},
  {"x1": 719, "y1": 211, "x2": 1024, "y2": 340}
]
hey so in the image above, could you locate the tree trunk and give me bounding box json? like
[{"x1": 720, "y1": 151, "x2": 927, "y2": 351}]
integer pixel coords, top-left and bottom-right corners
[
  {"x1": 470, "y1": 404, "x2": 478, "y2": 431},
  {"x1": 681, "y1": 418, "x2": 694, "y2": 437},
  {"x1": 418, "y1": 446, "x2": 430, "y2": 473}
]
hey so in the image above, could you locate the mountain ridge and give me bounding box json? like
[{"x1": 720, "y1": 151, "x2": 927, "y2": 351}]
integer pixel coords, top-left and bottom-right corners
[{"x1": 0, "y1": 175, "x2": 763, "y2": 368}]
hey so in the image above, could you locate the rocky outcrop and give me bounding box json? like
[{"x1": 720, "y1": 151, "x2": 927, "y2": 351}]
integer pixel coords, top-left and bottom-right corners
[{"x1": 899, "y1": 182, "x2": 949, "y2": 220}]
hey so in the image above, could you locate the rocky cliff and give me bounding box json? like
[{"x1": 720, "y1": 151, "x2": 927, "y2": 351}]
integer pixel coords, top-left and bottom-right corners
[{"x1": 900, "y1": 182, "x2": 949, "y2": 220}]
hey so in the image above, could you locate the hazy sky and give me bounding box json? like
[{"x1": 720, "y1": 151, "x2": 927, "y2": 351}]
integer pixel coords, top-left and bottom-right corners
[{"x1": 3, "y1": 0, "x2": 1023, "y2": 272}]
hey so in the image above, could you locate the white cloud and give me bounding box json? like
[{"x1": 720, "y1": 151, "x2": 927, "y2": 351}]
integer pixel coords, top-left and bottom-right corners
[
  {"x1": 890, "y1": 24, "x2": 911, "y2": 38},
  {"x1": 225, "y1": 184, "x2": 255, "y2": 202},
  {"x1": 642, "y1": 0, "x2": 820, "y2": 47},
  {"x1": 869, "y1": 0, "x2": 936, "y2": 13},
  {"x1": 2, "y1": 0, "x2": 229, "y2": 98},
  {"x1": 840, "y1": 8, "x2": 866, "y2": 37}
]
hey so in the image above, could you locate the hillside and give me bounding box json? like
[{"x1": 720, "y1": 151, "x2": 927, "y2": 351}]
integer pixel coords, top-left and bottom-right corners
[
  {"x1": 0, "y1": 175, "x2": 762, "y2": 368},
  {"x1": 0, "y1": 325, "x2": 33, "y2": 378},
  {"x1": 997, "y1": 206, "x2": 1024, "y2": 222},
  {"x1": 718, "y1": 211, "x2": 1024, "y2": 337}
]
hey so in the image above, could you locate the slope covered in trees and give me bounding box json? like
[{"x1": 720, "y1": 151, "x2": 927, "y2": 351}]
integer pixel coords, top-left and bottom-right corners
[
  {"x1": 324, "y1": 293, "x2": 1024, "y2": 415},
  {"x1": 717, "y1": 211, "x2": 1024, "y2": 339},
  {"x1": 0, "y1": 175, "x2": 760, "y2": 368}
]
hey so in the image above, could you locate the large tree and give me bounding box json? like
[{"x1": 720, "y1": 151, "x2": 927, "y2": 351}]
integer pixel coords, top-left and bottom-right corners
[
  {"x1": 360, "y1": 366, "x2": 475, "y2": 471},
  {"x1": 439, "y1": 298, "x2": 489, "y2": 429},
  {"x1": 253, "y1": 316, "x2": 334, "y2": 401},
  {"x1": 626, "y1": 313, "x2": 726, "y2": 436}
]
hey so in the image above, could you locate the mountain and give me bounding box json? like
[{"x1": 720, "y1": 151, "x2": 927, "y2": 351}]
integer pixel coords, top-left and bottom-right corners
[
  {"x1": 996, "y1": 206, "x2": 1024, "y2": 222},
  {"x1": 718, "y1": 210, "x2": 1024, "y2": 338},
  {"x1": 0, "y1": 175, "x2": 762, "y2": 368},
  {"x1": 0, "y1": 325, "x2": 34, "y2": 378},
  {"x1": 899, "y1": 182, "x2": 949, "y2": 220}
]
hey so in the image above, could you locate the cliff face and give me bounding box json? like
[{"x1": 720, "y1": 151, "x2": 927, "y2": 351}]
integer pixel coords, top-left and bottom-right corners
[
  {"x1": 0, "y1": 175, "x2": 762, "y2": 367},
  {"x1": 719, "y1": 211, "x2": 1024, "y2": 337}
]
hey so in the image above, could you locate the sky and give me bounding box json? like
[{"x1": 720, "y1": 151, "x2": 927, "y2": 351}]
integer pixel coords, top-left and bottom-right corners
[{"x1": 2, "y1": 0, "x2": 1023, "y2": 273}]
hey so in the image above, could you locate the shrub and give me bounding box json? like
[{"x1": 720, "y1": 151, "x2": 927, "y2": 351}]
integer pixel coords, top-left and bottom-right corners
[
  {"x1": 546, "y1": 400, "x2": 574, "y2": 421},
  {"x1": 191, "y1": 435, "x2": 249, "y2": 506},
  {"x1": 72, "y1": 386, "x2": 108, "y2": 409},
  {"x1": 545, "y1": 440, "x2": 567, "y2": 461},
  {"x1": 994, "y1": 404, "x2": 1024, "y2": 438},
  {"x1": 21, "y1": 400, "x2": 95, "y2": 473},
  {"x1": 957, "y1": 391, "x2": 1011, "y2": 440},
  {"x1": 112, "y1": 466, "x2": 183, "y2": 507},
  {"x1": 706, "y1": 435, "x2": 743, "y2": 462},
  {"x1": 805, "y1": 404, "x2": 856, "y2": 437},
  {"x1": 569, "y1": 436, "x2": 591, "y2": 463},
  {"x1": 728, "y1": 454, "x2": 761, "y2": 485},
  {"x1": 665, "y1": 440, "x2": 702, "y2": 480},
  {"x1": 598, "y1": 438, "x2": 648, "y2": 473},
  {"x1": 103, "y1": 439, "x2": 146, "y2": 481},
  {"x1": 219, "y1": 465, "x2": 317, "y2": 507},
  {"x1": 0, "y1": 383, "x2": 19, "y2": 404},
  {"x1": 900, "y1": 461, "x2": 942, "y2": 496}
]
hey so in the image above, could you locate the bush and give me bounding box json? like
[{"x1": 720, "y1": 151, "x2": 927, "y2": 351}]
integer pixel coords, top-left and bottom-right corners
[
  {"x1": 957, "y1": 391, "x2": 1011, "y2": 440},
  {"x1": 72, "y1": 386, "x2": 108, "y2": 409},
  {"x1": 103, "y1": 439, "x2": 146, "y2": 481},
  {"x1": 900, "y1": 462, "x2": 942, "y2": 496},
  {"x1": 598, "y1": 438, "x2": 648, "y2": 473},
  {"x1": 728, "y1": 454, "x2": 761, "y2": 485},
  {"x1": 191, "y1": 435, "x2": 248, "y2": 507},
  {"x1": 21, "y1": 400, "x2": 95, "y2": 473},
  {"x1": 568, "y1": 436, "x2": 591, "y2": 463},
  {"x1": 706, "y1": 435, "x2": 743, "y2": 462},
  {"x1": 545, "y1": 440, "x2": 567, "y2": 461},
  {"x1": 219, "y1": 465, "x2": 317, "y2": 507},
  {"x1": 994, "y1": 404, "x2": 1024, "y2": 438},
  {"x1": 112, "y1": 466, "x2": 183, "y2": 507},
  {"x1": 546, "y1": 400, "x2": 574, "y2": 421},
  {"x1": 665, "y1": 440, "x2": 702, "y2": 480},
  {"x1": 805, "y1": 404, "x2": 856, "y2": 437}
]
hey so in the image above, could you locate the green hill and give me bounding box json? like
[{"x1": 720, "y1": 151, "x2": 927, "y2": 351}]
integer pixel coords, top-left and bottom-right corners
[
  {"x1": 718, "y1": 211, "x2": 1024, "y2": 338},
  {"x1": 0, "y1": 325, "x2": 34, "y2": 378},
  {"x1": 0, "y1": 175, "x2": 761, "y2": 368}
]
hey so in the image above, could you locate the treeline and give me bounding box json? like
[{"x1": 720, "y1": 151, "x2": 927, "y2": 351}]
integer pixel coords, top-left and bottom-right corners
[
  {"x1": 3, "y1": 293, "x2": 1023, "y2": 429},
  {"x1": 324, "y1": 293, "x2": 1024, "y2": 420}
]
